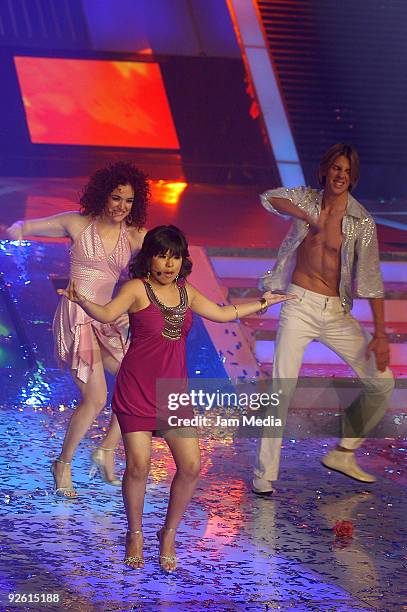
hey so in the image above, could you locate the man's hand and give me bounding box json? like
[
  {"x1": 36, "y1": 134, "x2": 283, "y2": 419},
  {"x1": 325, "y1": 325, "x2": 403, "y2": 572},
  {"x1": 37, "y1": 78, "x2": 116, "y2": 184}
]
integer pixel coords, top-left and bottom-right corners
[
  {"x1": 366, "y1": 336, "x2": 390, "y2": 372},
  {"x1": 305, "y1": 214, "x2": 322, "y2": 233}
]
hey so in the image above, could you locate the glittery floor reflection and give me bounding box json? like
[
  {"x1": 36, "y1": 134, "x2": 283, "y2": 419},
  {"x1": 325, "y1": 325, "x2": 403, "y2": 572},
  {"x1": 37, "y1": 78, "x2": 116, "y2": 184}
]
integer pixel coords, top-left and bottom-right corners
[
  {"x1": 1, "y1": 396, "x2": 406, "y2": 611},
  {"x1": 1, "y1": 241, "x2": 406, "y2": 611}
]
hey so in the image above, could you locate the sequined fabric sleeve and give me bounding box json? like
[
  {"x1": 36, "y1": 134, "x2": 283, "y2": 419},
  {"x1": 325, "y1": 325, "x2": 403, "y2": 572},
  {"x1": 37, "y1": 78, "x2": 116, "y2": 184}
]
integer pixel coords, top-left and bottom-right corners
[
  {"x1": 259, "y1": 186, "x2": 312, "y2": 219},
  {"x1": 354, "y1": 216, "x2": 384, "y2": 298}
]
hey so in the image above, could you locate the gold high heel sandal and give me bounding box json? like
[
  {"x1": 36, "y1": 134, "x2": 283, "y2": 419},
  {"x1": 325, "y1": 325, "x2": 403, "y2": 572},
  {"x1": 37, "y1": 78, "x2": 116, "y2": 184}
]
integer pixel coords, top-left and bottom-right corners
[
  {"x1": 123, "y1": 530, "x2": 144, "y2": 569},
  {"x1": 89, "y1": 447, "x2": 121, "y2": 486},
  {"x1": 157, "y1": 527, "x2": 177, "y2": 573},
  {"x1": 50, "y1": 458, "x2": 77, "y2": 498}
]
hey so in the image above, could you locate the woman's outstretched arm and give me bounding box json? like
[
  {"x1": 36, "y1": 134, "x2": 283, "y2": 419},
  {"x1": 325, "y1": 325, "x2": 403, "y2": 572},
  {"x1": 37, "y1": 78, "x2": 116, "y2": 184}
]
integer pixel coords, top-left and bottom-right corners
[
  {"x1": 57, "y1": 279, "x2": 142, "y2": 323},
  {"x1": 6, "y1": 212, "x2": 82, "y2": 240},
  {"x1": 187, "y1": 283, "x2": 295, "y2": 322}
]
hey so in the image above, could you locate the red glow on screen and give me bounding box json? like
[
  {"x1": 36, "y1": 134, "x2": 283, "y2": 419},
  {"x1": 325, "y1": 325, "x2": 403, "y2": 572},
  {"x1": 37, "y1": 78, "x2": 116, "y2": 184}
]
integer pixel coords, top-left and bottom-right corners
[
  {"x1": 14, "y1": 57, "x2": 179, "y2": 149},
  {"x1": 151, "y1": 180, "x2": 188, "y2": 206}
]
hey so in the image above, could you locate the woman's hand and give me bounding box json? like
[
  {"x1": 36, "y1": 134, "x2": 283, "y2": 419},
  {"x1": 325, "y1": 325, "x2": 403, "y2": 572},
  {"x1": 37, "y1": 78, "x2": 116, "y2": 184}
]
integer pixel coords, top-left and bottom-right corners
[
  {"x1": 57, "y1": 280, "x2": 87, "y2": 305},
  {"x1": 6, "y1": 220, "x2": 24, "y2": 241},
  {"x1": 262, "y1": 291, "x2": 297, "y2": 307}
]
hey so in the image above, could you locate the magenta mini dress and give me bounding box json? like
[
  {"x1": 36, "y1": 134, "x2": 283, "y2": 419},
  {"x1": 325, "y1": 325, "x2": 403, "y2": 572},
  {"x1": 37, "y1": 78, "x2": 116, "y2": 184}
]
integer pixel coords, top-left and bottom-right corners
[
  {"x1": 53, "y1": 221, "x2": 132, "y2": 383},
  {"x1": 113, "y1": 281, "x2": 193, "y2": 434}
]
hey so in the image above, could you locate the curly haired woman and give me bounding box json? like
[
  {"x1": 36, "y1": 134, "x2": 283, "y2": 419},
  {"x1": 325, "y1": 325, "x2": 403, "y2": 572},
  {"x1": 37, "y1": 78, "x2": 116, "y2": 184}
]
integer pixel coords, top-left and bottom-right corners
[{"x1": 7, "y1": 162, "x2": 150, "y2": 497}]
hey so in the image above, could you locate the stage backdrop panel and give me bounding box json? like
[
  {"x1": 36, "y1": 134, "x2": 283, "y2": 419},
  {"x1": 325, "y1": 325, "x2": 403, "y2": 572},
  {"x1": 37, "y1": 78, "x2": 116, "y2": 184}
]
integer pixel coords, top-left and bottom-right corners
[{"x1": 14, "y1": 56, "x2": 179, "y2": 149}]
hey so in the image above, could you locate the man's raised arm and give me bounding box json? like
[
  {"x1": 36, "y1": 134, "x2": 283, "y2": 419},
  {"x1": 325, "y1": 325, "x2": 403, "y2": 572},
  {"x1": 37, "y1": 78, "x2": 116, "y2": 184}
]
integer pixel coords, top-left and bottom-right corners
[{"x1": 260, "y1": 187, "x2": 318, "y2": 228}]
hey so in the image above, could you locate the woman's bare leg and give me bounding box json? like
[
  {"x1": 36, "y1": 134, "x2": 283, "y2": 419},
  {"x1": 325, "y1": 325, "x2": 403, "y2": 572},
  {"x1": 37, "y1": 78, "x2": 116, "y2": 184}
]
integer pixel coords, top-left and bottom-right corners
[
  {"x1": 101, "y1": 413, "x2": 121, "y2": 448},
  {"x1": 122, "y1": 431, "x2": 152, "y2": 567},
  {"x1": 52, "y1": 340, "x2": 108, "y2": 491},
  {"x1": 94, "y1": 351, "x2": 122, "y2": 481},
  {"x1": 159, "y1": 431, "x2": 200, "y2": 569}
]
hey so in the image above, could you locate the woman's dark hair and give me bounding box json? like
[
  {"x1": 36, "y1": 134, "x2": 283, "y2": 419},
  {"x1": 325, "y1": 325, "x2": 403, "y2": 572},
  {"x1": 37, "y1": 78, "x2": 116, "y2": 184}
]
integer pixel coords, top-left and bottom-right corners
[
  {"x1": 129, "y1": 225, "x2": 192, "y2": 279},
  {"x1": 79, "y1": 161, "x2": 150, "y2": 228}
]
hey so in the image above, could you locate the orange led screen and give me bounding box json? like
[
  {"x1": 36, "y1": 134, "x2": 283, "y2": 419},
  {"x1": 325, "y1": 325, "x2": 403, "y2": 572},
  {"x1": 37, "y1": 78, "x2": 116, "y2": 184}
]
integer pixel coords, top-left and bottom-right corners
[{"x1": 14, "y1": 57, "x2": 180, "y2": 149}]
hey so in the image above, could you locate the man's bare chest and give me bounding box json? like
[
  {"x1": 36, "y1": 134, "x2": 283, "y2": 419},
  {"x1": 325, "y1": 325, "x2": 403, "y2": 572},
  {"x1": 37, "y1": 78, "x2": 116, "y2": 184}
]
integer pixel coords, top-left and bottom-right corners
[{"x1": 302, "y1": 215, "x2": 343, "y2": 256}]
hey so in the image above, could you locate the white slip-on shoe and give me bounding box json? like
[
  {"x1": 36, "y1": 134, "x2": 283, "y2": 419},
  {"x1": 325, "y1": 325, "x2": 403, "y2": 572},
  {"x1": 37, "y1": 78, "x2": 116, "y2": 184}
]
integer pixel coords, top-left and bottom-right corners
[
  {"x1": 321, "y1": 449, "x2": 376, "y2": 483},
  {"x1": 252, "y1": 477, "x2": 274, "y2": 497}
]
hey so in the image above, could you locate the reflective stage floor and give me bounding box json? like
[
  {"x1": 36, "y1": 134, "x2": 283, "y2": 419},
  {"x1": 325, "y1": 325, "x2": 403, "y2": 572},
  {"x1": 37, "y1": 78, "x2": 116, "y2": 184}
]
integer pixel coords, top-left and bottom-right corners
[{"x1": 1, "y1": 396, "x2": 406, "y2": 611}]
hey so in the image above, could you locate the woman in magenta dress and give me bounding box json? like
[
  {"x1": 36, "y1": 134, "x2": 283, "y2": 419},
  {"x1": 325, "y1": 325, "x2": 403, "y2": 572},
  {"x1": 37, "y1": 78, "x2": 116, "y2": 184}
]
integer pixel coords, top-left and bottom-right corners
[
  {"x1": 59, "y1": 225, "x2": 293, "y2": 571},
  {"x1": 6, "y1": 162, "x2": 149, "y2": 496}
]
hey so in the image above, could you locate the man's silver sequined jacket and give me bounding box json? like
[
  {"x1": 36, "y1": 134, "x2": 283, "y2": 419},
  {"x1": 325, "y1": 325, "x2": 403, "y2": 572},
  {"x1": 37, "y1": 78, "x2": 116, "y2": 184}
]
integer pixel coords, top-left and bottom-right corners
[{"x1": 260, "y1": 186, "x2": 384, "y2": 313}]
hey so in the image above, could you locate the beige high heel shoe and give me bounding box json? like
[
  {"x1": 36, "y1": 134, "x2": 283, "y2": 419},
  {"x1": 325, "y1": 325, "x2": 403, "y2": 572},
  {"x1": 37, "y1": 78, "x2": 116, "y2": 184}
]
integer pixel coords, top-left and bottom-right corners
[
  {"x1": 89, "y1": 447, "x2": 121, "y2": 486},
  {"x1": 123, "y1": 530, "x2": 144, "y2": 569},
  {"x1": 50, "y1": 458, "x2": 77, "y2": 498},
  {"x1": 157, "y1": 527, "x2": 177, "y2": 572}
]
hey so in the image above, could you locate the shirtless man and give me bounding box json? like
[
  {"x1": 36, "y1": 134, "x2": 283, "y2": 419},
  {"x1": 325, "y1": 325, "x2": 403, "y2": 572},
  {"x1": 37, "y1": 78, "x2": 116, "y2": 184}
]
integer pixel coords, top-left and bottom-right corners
[{"x1": 252, "y1": 143, "x2": 395, "y2": 496}]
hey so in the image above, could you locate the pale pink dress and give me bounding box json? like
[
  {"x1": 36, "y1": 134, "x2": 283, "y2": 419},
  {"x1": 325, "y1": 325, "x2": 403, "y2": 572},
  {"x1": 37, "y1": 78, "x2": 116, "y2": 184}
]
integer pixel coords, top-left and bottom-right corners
[{"x1": 52, "y1": 221, "x2": 132, "y2": 383}]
